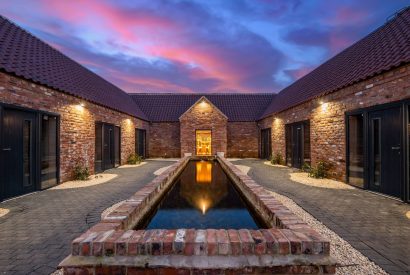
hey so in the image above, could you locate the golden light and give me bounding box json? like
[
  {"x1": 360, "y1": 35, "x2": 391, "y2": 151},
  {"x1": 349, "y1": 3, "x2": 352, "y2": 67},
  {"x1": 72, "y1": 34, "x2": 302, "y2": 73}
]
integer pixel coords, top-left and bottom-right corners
[
  {"x1": 75, "y1": 103, "x2": 85, "y2": 111},
  {"x1": 126, "y1": 118, "x2": 131, "y2": 125},
  {"x1": 406, "y1": 211, "x2": 410, "y2": 219},
  {"x1": 320, "y1": 101, "x2": 328, "y2": 112},
  {"x1": 196, "y1": 161, "x2": 212, "y2": 183},
  {"x1": 199, "y1": 100, "x2": 207, "y2": 108},
  {"x1": 199, "y1": 198, "x2": 210, "y2": 215}
]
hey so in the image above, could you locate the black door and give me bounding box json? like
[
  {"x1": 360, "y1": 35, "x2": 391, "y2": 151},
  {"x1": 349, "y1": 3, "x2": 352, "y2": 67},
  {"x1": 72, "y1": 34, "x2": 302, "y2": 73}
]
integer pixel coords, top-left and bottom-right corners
[
  {"x1": 1, "y1": 109, "x2": 37, "y2": 199},
  {"x1": 286, "y1": 121, "x2": 310, "y2": 169},
  {"x1": 103, "y1": 124, "x2": 115, "y2": 169},
  {"x1": 136, "y1": 129, "x2": 146, "y2": 158},
  {"x1": 368, "y1": 107, "x2": 402, "y2": 197},
  {"x1": 260, "y1": 128, "x2": 271, "y2": 159}
]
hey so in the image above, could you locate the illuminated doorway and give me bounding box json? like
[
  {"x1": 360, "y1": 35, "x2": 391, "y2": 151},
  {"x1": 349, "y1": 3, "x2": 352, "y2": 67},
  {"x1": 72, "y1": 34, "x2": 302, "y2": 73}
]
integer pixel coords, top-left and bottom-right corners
[{"x1": 196, "y1": 130, "x2": 211, "y2": 155}]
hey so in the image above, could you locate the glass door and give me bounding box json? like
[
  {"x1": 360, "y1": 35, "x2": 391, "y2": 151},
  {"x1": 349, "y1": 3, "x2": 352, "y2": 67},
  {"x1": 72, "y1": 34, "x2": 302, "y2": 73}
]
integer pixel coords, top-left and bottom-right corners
[{"x1": 196, "y1": 130, "x2": 212, "y2": 156}]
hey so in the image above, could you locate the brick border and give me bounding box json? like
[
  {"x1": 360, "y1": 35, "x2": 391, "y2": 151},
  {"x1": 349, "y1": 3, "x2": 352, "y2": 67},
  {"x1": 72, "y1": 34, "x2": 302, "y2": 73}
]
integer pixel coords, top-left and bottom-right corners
[{"x1": 59, "y1": 157, "x2": 336, "y2": 273}]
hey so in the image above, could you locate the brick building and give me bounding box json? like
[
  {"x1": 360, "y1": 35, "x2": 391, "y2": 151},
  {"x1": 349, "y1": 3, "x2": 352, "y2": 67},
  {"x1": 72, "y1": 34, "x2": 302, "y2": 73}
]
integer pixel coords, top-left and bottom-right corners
[{"x1": 1, "y1": 8, "x2": 409, "y2": 202}]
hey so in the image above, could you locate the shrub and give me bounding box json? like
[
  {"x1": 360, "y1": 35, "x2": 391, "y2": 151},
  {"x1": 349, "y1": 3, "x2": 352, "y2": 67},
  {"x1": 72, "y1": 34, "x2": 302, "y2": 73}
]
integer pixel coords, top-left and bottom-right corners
[
  {"x1": 73, "y1": 165, "x2": 90, "y2": 181},
  {"x1": 127, "y1": 153, "x2": 143, "y2": 165},
  {"x1": 308, "y1": 161, "x2": 328, "y2": 179},
  {"x1": 270, "y1": 152, "x2": 284, "y2": 165},
  {"x1": 301, "y1": 162, "x2": 311, "y2": 173}
]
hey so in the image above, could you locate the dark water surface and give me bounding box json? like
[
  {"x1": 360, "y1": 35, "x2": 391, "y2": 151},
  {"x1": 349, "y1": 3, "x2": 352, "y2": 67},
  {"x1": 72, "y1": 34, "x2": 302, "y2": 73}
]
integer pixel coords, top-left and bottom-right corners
[{"x1": 143, "y1": 160, "x2": 264, "y2": 229}]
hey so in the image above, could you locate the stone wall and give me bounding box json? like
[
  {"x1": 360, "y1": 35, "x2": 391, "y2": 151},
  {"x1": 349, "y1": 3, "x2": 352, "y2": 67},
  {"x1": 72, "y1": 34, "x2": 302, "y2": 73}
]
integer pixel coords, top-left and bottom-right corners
[
  {"x1": 227, "y1": 122, "x2": 259, "y2": 158},
  {"x1": 180, "y1": 99, "x2": 228, "y2": 156},
  {"x1": 0, "y1": 72, "x2": 148, "y2": 182},
  {"x1": 259, "y1": 63, "x2": 410, "y2": 180},
  {"x1": 148, "y1": 122, "x2": 180, "y2": 158}
]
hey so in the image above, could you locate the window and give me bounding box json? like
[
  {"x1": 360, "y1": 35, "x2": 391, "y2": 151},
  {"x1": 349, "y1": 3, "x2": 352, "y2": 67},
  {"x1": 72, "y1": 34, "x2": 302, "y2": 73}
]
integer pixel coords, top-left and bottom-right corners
[
  {"x1": 23, "y1": 120, "x2": 32, "y2": 187},
  {"x1": 114, "y1": 126, "x2": 120, "y2": 166},
  {"x1": 40, "y1": 115, "x2": 58, "y2": 189},
  {"x1": 347, "y1": 114, "x2": 365, "y2": 188},
  {"x1": 95, "y1": 122, "x2": 103, "y2": 173}
]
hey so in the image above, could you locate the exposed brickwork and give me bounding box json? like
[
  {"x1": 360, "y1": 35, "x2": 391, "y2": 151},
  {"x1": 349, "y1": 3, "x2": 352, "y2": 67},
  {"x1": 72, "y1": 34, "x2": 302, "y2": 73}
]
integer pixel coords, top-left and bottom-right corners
[
  {"x1": 259, "y1": 63, "x2": 410, "y2": 180},
  {"x1": 60, "y1": 157, "x2": 335, "y2": 273},
  {"x1": 148, "y1": 122, "x2": 180, "y2": 158},
  {"x1": 180, "y1": 98, "x2": 228, "y2": 156},
  {"x1": 0, "y1": 72, "x2": 148, "y2": 182},
  {"x1": 227, "y1": 122, "x2": 259, "y2": 158}
]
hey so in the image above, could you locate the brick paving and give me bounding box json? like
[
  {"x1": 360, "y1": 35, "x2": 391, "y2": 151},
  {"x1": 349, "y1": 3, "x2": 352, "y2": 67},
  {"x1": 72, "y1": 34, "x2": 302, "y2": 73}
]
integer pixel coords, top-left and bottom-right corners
[
  {"x1": 235, "y1": 159, "x2": 410, "y2": 275},
  {"x1": 0, "y1": 160, "x2": 173, "y2": 275}
]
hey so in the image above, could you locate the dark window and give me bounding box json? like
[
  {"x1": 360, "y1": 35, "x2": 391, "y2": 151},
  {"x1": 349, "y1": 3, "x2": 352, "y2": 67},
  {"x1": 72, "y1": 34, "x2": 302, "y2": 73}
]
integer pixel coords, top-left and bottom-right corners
[
  {"x1": 285, "y1": 124, "x2": 292, "y2": 166},
  {"x1": 372, "y1": 118, "x2": 381, "y2": 187},
  {"x1": 136, "y1": 128, "x2": 146, "y2": 158},
  {"x1": 285, "y1": 121, "x2": 310, "y2": 168},
  {"x1": 95, "y1": 122, "x2": 103, "y2": 173},
  {"x1": 347, "y1": 114, "x2": 364, "y2": 188},
  {"x1": 40, "y1": 115, "x2": 58, "y2": 189},
  {"x1": 23, "y1": 120, "x2": 32, "y2": 187},
  {"x1": 114, "y1": 126, "x2": 120, "y2": 166},
  {"x1": 303, "y1": 122, "x2": 311, "y2": 164}
]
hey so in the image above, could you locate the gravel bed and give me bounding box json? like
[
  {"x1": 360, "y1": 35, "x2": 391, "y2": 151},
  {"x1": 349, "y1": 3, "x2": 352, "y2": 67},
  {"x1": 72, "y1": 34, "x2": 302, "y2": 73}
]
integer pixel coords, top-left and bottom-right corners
[
  {"x1": 117, "y1": 162, "x2": 147, "y2": 169},
  {"x1": 263, "y1": 161, "x2": 288, "y2": 168},
  {"x1": 50, "y1": 173, "x2": 118, "y2": 190},
  {"x1": 269, "y1": 191, "x2": 387, "y2": 275},
  {"x1": 289, "y1": 172, "x2": 355, "y2": 190}
]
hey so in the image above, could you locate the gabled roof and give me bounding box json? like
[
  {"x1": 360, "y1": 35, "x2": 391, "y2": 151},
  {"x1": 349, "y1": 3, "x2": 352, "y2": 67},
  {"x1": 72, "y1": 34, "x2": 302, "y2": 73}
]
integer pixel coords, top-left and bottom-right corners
[
  {"x1": 179, "y1": 96, "x2": 228, "y2": 120},
  {"x1": 131, "y1": 93, "x2": 275, "y2": 122},
  {"x1": 260, "y1": 7, "x2": 410, "y2": 119},
  {"x1": 0, "y1": 15, "x2": 147, "y2": 120}
]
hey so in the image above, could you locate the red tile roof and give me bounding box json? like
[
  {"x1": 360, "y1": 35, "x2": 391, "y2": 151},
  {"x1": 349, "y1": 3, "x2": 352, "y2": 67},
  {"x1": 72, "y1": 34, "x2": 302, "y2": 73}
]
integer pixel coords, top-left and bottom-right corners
[
  {"x1": 131, "y1": 93, "x2": 275, "y2": 122},
  {"x1": 0, "y1": 16, "x2": 147, "y2": 120},
  {"x1": 260, "y1": 7, "x2": 410, "y2": 119}
]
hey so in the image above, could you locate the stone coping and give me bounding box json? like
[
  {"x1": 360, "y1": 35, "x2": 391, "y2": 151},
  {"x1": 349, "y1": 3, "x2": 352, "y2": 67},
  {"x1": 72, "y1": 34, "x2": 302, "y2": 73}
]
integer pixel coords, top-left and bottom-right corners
[{"x1": 59, "y1": 157, "x2": 336, "y2": 273}]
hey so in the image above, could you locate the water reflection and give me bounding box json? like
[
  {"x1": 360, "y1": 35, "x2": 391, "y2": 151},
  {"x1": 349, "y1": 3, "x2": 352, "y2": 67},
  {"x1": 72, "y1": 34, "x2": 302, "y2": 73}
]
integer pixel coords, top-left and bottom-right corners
[
  {"x1": 143, "y1": 160, "x2": 263, "y2": 229},
  {"x1": 196, "y1": 161, "x2": 212, "y2": 183}
]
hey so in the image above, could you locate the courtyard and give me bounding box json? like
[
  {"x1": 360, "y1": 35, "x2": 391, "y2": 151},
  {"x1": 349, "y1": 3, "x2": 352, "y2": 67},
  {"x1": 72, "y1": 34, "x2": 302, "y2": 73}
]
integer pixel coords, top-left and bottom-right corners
[{"x1": 0, "y1": 159, "x2": 409, "y2": 274}]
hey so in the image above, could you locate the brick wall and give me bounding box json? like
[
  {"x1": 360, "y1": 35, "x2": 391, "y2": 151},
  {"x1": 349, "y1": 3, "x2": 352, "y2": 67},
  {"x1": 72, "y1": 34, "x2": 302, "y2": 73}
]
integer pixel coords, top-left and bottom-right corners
[
  {"x1": 259, "y1": 63, "x2": 410, "y2": 180},
  {"x1": 0, "y1": 72, "x2": 148, "y2": 182},
  {"x1": 148, "y1": 122, "x2": 180, "y2": 158},
  {"x1": 227, "y1": 122, "x2": 259, "y2": 158},
  {"x1": 180, "y1": 99, "x2": 227, "y2": 156}
]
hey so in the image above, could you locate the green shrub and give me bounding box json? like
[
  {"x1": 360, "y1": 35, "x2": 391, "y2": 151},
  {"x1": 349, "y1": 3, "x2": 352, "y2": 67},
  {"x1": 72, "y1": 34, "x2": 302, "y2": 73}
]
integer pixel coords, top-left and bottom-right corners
[
  {"x1": 301, "y1": 162, "x2": 311, "y2": 173},
  {"x1": 308, "y1": 161, "x2": 328, "y2": 179},
  {"x1": 127, "y1": 153, "x2": 143, "y2": 165},
  {"x1": 270, "y1": 152, "x2": 284, "y2": 165},
  {"x1": 73, "y1": 165, "x2": 89, "y2": 181}
]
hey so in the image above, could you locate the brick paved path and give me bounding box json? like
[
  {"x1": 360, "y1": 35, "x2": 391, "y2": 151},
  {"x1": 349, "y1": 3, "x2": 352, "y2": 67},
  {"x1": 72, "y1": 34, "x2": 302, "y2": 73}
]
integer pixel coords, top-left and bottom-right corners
[
  {"x1": 235, "y1": 159, "x2": 410, "y2": 275},
  {"x1": 0, "y1": 160, "x2": 173, "y2": 275}
]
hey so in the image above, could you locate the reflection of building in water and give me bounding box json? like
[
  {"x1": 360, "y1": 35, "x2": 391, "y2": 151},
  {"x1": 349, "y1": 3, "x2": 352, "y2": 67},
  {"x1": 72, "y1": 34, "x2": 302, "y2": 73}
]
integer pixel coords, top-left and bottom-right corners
[
  {"x1": 196, "y1": 161, "x2": 212, "y2": 183},
  {"x1": 180, "y1": 161, "x2": 228, "y2": 214}
]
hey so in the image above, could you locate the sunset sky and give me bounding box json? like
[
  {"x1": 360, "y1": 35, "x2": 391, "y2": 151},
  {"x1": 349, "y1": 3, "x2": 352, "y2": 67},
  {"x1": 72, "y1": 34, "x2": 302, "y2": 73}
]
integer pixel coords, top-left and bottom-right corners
[{"x1": 0, "y1": 1, "x2": 407, "y2": 93}]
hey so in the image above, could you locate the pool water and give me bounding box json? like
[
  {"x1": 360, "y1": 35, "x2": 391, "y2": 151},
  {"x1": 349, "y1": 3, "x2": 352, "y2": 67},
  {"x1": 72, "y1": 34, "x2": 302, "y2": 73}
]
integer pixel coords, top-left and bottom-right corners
[{"x1": 142, "y1": 160, "x2": 265, "y2": 229}]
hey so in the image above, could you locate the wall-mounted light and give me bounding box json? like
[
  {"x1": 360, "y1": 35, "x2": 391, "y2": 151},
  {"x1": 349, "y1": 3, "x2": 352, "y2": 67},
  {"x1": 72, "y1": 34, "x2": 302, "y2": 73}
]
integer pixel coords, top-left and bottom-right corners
[
  {"x1": 320, "y1": 100, "x2": 328, "y2": 112},
  {"x1": 80, "y1": 102, "x2": 86, "y2": 107}
]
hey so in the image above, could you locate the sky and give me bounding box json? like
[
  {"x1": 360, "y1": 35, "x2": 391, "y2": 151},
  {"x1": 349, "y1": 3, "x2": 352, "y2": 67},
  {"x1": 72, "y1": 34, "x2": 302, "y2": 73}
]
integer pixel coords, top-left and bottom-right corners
[{"x1": 0, "y1": 1, "x2": 408, "y2": 93}]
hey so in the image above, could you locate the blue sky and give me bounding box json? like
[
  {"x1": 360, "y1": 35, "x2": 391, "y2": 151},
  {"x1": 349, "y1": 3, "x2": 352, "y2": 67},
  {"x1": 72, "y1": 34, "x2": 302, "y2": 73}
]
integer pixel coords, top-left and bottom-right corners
[{"x1": 0, "y1": 0, "x2": 408, "y2": 93}]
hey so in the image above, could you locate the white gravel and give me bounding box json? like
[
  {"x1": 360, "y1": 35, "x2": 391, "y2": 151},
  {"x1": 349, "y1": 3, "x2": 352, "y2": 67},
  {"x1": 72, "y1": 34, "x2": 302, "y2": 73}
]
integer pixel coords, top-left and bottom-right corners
[
  {"x1": 263, "y1": 161, "x2": 288, "y2": 168},
  {"x1": 234, "y1": 165, "x2": 251, "y2": 175},
  {"x1": 50, "y1": 173, "x2": 118, "y2": 190},
  {"x1": 289, "y1": 172, "x2": 355, "y2": 190},
  {"x1": 269, "y1": 191, "x2": 387, "y2": 275},
  {"x1": 117, "y1": 162, "x2": 147, "y2": 168}
]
